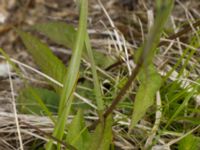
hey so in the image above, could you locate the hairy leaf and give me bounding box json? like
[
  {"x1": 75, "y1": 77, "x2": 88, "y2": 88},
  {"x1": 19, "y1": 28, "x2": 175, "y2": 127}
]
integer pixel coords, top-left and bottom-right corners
[
  {"x1": 17, "y1": 30, "x2": 67, "y2": 92},
  {"x1": 130, "y1": 65, "x2": 162, "y2": 129},
  {"x1": 33, "y1": 22, "x2": 76, "y2": 49},
  {"x1": 129, "y1": 0, "x2": 173, "y2": 130}
]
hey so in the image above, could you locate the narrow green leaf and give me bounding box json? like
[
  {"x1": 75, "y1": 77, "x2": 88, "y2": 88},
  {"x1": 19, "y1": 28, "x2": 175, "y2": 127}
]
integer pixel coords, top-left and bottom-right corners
[
  {"x1": 46, "y1": 0, "x2": 88, "y2": 149},
  {"x1": 130, "y1": 65, "x2": 162, "y2": 129},
  {"x1": 85, "y1": 34, "x2": 104, "y2": 114},
  {"x1": 88, "y1": 115, "x2": 113, "y2": 150},
  {"x1": 32, "y1": 22, "x2": 111, "y2": 116},
  {"x1": 176, "y1": 116, "x2": 200, "y2": 125},
  {"x1": 33, "y1": 22, "x2": 76, "y2": 49},
  {"x1": 17, "y1": 30, "x2": 67, "y2": 93},
  {"x1": 165, "y1": 83, "x2": 198, "y2": 128},
  {"x1": 66, "y1": 110, "x2": 90, "y2": 150}
]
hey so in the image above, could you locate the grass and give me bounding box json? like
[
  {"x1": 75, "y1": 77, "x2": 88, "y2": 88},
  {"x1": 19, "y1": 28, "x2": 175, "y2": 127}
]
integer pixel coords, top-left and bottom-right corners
[{"x1": 0, "y1": 0, "x2": 200, "y2": 149}]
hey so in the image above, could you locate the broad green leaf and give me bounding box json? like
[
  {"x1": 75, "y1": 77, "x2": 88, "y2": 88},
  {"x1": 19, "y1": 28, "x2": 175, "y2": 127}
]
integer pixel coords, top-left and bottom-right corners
[
  {"x1": 129, "y1": 0, "x2": 173, "y2": 130},
  {"x1": 88, "y1": 115, "x2": 113, "y2": 150},
  {"x1": 178, "y1": 134, "x2": 200, "y2": 150},
  {"x1": 33, "y1": 21, "x2": 114, "y2": 69},
  {"x1": 66, "y1": 110, "x2": 90, "y2": 150},
  {"x1": 33, "y1": 22, "x2": 76, "y2": 49},
  {"x1": 17, "y1": 87, "x2": 59, "y2": 115},
  {"x1": 33, "y1": 22, "x2": 109, "y2": 114},
  {"x1": 17, "y1": 30, "x2": 67, "y2": 93},
  {"x1": 32, "y1": 21, "x2": 88, "y2": 61},
  {"x1": 130, "y1": 65, "x2": 162, "y2": 129}
]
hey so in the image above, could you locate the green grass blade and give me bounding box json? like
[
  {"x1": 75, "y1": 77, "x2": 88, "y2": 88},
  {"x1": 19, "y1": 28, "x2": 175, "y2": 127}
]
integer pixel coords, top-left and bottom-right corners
[
  {"x1": 163, "y1": 49, "x2": 191, "y2": 82},
  {"x1": 164, "y1": 29, "x2": 200, "y2": 81},
  {"x1": 46, "y1": 0, "x2": 88, "y2": 149},
  {"x1": 57, "y1": 0, "x2": 88, "y2": 115},
  {"x1": 164, "y1": 82, "x2": 199, "y2": 128},
  {"x1": 85, "y1": 34, "x2": 104, "y2": 115},
  {"x1": 32, "y1": 21, "x2": 115, "y2": 84}
]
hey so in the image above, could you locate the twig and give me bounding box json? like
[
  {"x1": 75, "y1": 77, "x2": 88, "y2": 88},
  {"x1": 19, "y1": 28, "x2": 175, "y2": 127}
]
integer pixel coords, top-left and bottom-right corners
[
  {"x1": 103, "y1": 60, "x2": 143, "y2": 118},
  {"x1": 89, "y1": 45, "x2": 144, "y2": 130}
]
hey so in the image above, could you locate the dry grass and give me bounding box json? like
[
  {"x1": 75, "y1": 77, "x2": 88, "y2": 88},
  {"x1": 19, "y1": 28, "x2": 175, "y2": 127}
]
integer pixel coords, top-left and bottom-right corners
[{"x1": 0, "y1": 0, "x2": 200, "y2": 149}]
